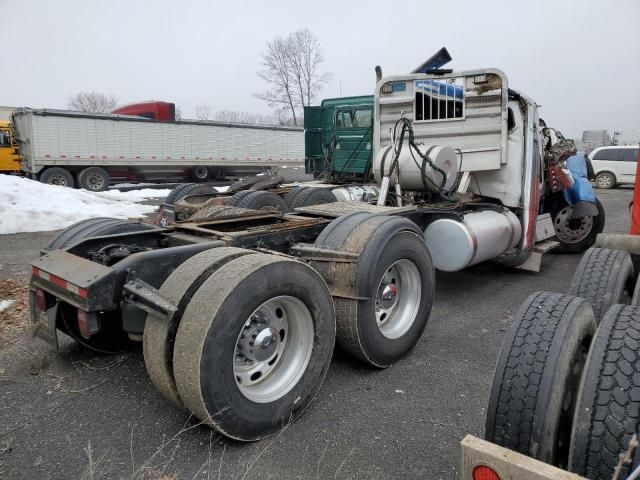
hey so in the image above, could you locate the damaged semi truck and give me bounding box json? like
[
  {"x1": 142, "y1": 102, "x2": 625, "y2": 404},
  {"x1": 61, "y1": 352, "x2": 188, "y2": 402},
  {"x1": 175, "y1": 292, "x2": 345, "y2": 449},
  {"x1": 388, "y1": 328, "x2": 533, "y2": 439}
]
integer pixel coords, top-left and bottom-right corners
[{"x1": 29, "y1": 52, "x2": 604, "y2": 441}]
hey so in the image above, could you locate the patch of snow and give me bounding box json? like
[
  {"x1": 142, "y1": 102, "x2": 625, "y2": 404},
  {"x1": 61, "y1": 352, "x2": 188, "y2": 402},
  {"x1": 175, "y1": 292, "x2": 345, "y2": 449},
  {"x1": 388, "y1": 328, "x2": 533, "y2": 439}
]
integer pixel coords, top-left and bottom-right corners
[
  {"x1": 215, "y1": 186, "x2": 230, "y2": 193},
  {"x1": 109, "y1": 182, "x2": 157, "y2": 188},
  {"x1": 93, "y1": 188, "x2": 171, "y2": 202},
  {"x1": 0, "y1": 175, "x2": 164, "y2": 234},
  {"x1": 0, "y1": 300, "x2": 14, "y2": 312}
]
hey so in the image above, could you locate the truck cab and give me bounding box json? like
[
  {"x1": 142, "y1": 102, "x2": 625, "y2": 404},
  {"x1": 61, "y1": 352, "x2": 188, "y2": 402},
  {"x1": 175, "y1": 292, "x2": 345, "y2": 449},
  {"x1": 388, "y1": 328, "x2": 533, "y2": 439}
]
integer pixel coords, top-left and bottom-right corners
[
  {"x1": 0, "y1": 121, "x2": 21, "y2": 173},
  {"x1": 304, "y1": 96, "x2": 374, "y2": 182},
  {"x1": 111, "y1": 101, "x2": 176, "y2": 122}
]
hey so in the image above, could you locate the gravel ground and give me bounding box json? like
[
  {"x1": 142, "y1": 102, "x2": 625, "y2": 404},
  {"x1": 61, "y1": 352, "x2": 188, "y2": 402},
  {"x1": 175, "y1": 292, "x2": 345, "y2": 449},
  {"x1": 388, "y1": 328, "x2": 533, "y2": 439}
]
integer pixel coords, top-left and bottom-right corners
[{"x1": 0, "y1": 186, "x2": 632, "y2": 480}]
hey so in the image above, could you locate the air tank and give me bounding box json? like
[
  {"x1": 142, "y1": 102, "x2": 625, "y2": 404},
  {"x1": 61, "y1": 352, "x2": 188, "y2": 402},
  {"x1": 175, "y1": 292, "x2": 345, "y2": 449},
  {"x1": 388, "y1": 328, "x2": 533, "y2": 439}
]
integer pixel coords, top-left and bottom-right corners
[
  {"x1": 424, "y1": 209, "x2": 522, "y2": 272},
  {"x1": 373, "y1": 144, "x2": 459, "y2": 192}
]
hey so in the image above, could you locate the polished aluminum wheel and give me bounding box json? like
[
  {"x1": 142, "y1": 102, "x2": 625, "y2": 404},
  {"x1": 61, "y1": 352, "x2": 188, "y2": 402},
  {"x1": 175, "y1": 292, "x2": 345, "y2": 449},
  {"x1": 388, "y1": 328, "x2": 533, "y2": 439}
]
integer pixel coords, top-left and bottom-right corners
[
  {"x1": 233, "y1": 295, "x2": 314, "y2": 403},
  {"x1": 375, "y1": 259, "x2": 421, "y2": 339},
  {"x1": 554, "y1": 206, "x2": 593, "y2": 244}
]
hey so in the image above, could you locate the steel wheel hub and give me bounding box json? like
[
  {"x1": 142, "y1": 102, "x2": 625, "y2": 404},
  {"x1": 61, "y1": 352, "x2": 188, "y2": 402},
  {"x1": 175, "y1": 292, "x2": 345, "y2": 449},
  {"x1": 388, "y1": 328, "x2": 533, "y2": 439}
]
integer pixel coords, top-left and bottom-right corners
[
  {"x1": 554, "y1": 206, "x2": 593, "y2": 244},
  {"x1": 375, "y1": 259, "x2": 422, "y2": 339},
  {"x1": 48, "y1": 174, "x2": 67, "y2": 186},
  {"x1": 233, "y1": 296, "x2": 314, "y2": 403},
  {"x1": 88, "y1": 174, "x2": 104, "y2": 190}
]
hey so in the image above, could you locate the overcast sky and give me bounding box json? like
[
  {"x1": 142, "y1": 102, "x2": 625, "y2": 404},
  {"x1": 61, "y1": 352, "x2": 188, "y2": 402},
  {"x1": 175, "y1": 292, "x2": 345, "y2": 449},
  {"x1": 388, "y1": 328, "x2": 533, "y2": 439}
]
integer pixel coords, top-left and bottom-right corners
[{"x1": 2, "y1": 0, "x2": 639, "y2": 137}]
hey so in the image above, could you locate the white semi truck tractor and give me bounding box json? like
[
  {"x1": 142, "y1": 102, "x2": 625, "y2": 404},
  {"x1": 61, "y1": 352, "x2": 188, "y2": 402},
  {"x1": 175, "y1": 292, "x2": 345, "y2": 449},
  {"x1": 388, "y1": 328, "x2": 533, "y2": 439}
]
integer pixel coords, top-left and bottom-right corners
[{"x1": 29, "y1": 52, "x2": 603, "y2": 441}]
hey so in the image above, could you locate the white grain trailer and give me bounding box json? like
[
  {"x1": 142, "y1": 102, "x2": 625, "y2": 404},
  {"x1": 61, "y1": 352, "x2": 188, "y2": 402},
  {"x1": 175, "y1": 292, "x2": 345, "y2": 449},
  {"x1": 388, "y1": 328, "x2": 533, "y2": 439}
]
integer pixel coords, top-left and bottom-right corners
[{"x1": 11, "y1": 108, "x2": 304, "y2": 191}]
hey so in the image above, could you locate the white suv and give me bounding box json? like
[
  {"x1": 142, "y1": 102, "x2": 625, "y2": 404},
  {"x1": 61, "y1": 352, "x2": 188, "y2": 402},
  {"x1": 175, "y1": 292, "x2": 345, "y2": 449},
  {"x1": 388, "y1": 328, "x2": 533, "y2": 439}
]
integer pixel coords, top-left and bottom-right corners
[{"x1": 589, "y1": 145, "x2": 640, "y2": 189}]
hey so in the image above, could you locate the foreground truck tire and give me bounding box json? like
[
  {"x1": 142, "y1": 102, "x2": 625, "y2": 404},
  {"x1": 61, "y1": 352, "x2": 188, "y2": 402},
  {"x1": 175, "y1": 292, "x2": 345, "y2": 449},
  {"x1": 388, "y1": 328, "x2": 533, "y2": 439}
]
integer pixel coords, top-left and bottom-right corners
[
  {"x1": 45, "y1": 217, "x2": 159, "y2": 252},
  {"x1": 172, "y1": 253, "x2": 336, "y2": 441},
  {"x1": 569, "y1": 304, "x2": 640, "y2": 479},
  {"x1": 312, "y1": 213, "x2": 434, "y2": 367},
  {"x1": 143, "y1": 247, "x2": 254, "y2": 406},
  {"x1": 568, "y1": 247, "x2": 635, "y2": 322},
  {"x1": 485, "y1": 292, "x2": 596, "y2": 468}
]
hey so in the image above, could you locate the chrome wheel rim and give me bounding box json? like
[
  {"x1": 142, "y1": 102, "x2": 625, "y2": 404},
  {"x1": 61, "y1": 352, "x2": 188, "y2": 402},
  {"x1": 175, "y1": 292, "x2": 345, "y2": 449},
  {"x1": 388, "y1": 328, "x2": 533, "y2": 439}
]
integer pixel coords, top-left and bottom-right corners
[
  {"x1": 87, "y1": 173, "x2": 105, "y2": 190},
  {"x1": 47, "y1": 174, "x2": 68, "y2": 186},
  {"x1": 554, "y1": 206, "x2": 593, "y2": 244},
  {"x1": 193, "y1": 166, "x2": 208, "y2": 179},
  {"x1": 596, "y1": 174, "x2": 613, "y2": 189},
  {"x1": 233, "y1": 295, "x2": 314, "y2": 403},
  {"x1": 375, "y1": 259, "x2": 421, "y2": 339}
]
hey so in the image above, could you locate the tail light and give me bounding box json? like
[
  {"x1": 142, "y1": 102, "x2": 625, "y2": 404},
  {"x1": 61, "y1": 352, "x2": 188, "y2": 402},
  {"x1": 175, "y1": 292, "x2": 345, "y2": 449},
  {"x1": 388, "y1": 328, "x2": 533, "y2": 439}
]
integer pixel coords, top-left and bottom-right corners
[
  {"x1": 77, "y1": 310, "x2": 99, "y2": 339},
  {"x1": 472, "y1": 465, "x2": 500, "y2": 480}
]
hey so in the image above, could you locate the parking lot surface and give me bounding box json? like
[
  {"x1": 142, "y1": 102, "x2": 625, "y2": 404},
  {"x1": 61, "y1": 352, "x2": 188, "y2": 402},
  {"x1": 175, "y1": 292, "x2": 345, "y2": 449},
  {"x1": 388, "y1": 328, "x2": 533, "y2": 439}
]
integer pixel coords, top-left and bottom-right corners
[{"x1": 0, "y1": 187, "x2": 632, "y2": 480}]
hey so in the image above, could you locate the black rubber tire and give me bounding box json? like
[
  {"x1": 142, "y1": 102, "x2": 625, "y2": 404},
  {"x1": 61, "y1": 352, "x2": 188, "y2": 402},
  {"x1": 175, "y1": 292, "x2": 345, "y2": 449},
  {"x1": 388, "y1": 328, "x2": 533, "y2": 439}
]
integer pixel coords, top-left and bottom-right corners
[
  {"x1": 282, "y1": 187, "x2": 307, "y2": 208},
  {"x1": 569, "y1": 248, "x2": 635, "y2": 322},
  {"x1": 189, "y1": 166, "x2": 210, "y2": 182},
  {"x1": 47, "y1": 219, "x2": 159, "y2": 353},
  {"x1": 172, "y1": 253, "x2": 336, "y2": 441},
  {"x1": 165, "y1": 183, "x2": 196, "y2": 204},
  {"x1": 569, "y1": 304, "x2": 640, "y2": 479},
  {"x1": 553, "y1": 198, "x2": 606, "y2": 253},
  {"x1": 59, "y1": 304, "x2": 135, "y2": 353},
  {"x1": 227, "y1": 175, "x2": 263, "y2": 193},
  {"x1": 290, "y1": 187, "x2": 337, "y2": 210},
  {"x1": 45, "y1": 218, "x2": 158, "y2": 251},
  {"x1": 485, "y1": 292, "x2": 597, "y2": 468},
  {"x1": 250, "y1": 175, "x2": 284, "y2": 191},
  {"x1": 226, "y1": 190, "x2": 255, "y2": 207},
  {"x1": 175, "y1": 183, "x2": 217, "y2": 202},
  {"x1": 312, "y1": 214, "x2": 434, "y2": 367},
  {"x1": 78, "y1": 167, "x2": 110, "y2": 192},
  {"x1": 143, "y1": 247, "x2": 254, "y2": 406},
  {"x1": 594, "y1": 172, "x2": 616, "y2": 190},
  {"x1": 632, "y1": 276, "x2": 640, "y2": 306},
  {"x1": 39, "y1": 167, "x2": 75, "y2": 188},
  {"x1": 236, "y1": 191, "x2": 289, "y2": 214}
]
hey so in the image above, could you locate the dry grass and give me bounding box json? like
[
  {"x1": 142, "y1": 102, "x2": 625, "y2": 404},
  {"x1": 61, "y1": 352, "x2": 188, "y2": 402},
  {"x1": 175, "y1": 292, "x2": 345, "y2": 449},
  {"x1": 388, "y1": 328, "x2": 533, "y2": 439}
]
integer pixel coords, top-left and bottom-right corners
[{"x1": 0, "y1": 279, "x2": 30, "y2": 339}]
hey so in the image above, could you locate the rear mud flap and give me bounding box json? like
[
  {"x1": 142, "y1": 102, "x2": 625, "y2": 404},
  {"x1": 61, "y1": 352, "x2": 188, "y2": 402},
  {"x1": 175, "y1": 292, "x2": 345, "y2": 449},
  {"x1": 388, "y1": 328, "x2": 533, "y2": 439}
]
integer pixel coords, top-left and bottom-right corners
[{"x1": 30, "y1": 289, "x2": 59, "y2": 349}]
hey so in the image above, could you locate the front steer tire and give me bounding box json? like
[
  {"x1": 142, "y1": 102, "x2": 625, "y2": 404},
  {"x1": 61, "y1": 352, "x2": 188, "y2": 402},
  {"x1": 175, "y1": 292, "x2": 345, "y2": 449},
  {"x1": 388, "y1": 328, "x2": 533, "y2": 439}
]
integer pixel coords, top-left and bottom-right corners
[
  {"x1": 172, "y1": 253, "x2": 336, "y2": 441},
  {"x1": 552, "y1": 198, "x2": 605, "y2": 253},
  {"x1": 485, "y1": 292, "x2": 597, "y2": 468}
]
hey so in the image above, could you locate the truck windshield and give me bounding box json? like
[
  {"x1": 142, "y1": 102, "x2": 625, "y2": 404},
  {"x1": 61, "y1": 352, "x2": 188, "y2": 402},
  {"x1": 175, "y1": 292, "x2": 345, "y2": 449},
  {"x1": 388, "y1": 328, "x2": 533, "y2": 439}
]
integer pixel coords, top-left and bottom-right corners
[{"x1": 0, "y1": 131, "x2": 10, "y2": 147}]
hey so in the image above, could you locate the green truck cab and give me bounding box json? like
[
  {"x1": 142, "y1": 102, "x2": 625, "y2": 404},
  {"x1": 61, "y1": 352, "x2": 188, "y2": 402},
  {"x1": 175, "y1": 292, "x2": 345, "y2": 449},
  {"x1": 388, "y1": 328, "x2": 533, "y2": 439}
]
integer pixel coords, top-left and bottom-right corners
[{"x1": 304, "y1": 95, "x2": 374, "y2": 182}]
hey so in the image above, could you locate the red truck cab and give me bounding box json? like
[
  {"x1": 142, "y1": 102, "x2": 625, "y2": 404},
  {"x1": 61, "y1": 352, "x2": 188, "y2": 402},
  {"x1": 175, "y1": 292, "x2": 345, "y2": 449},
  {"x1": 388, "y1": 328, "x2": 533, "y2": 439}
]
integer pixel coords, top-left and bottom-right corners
[{"x1": 111, "y1": 101, "x2": 176, "y2": 122}]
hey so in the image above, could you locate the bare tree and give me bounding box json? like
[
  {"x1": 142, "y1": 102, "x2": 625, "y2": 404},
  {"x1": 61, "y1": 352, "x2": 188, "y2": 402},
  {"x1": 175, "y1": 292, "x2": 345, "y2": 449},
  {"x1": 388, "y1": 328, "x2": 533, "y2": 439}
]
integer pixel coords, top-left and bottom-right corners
[
  {"x1": 287, "y1": 28, "x2": 332, "y2": 109},
  {"x1": 68, "y1": 91, "x2": 118, "y2": 113},
  {"x1": 255, "y1": 29, "x2": 330, "y2": 126},
  {"x1": 256, "y1": 36, "x2": 299, "y2": 125},
  {"x1": 195, "y1": 104, "x2": 212, "y2": 121},
  {"x1": 174, "y1": 105, "x2": 182, "y2": 121},
  {"x1": 214, "y1": 109, "x2": 279, "y2": 125}
]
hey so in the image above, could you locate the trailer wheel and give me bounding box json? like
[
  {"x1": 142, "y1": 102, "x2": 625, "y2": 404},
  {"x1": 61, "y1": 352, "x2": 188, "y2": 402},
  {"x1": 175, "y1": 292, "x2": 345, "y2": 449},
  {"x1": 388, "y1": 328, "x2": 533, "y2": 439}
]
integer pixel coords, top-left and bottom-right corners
[
  {"x1": 172, "y1": 253, "x2": 335, "y2": 441},
  {"x1": 189, "y1": 166, "x2": 210, "y2": 182},
  {"x1": 165, "y1": 183, "x2": 196, "y2": 204},
  {"x1": 290, "y1": 187, "x2": 337, "y2": 210},
  {"x1": 143, "y1": 247, "x2": 254, "y2": 406},
  {"x1": 236, "y1": 191, "x2": 289, "y2": 214},
  {"x1": 552, "y1": 198, "x2": 605, "y2": 253},
  {"x1": 175, "y1": 183, "x2": 217, "y2": 202},
  {"x1": 485, "y1": 292, "x2": 596, "y2": 468},
  {"x1": 39, "y1": 167, "x2": 75, "y2": 188},
  {"x1": 78, "y1": 167, "x2": 110, "y2": 192},
  {"x1": 312, "y1": 214, "x2": 434, "y2": 367},
  {"x1": 45, "y1": 217, "x2": 158, "y2": 251},
  {"x1": 568, "y1": 247, "x2": 634, "y2": 322},
  {"x1": 569, "y1": 304, "x2": 640, "y2": 479},
  {"x1": 226, "y1": 190, "x2": 254, "y2": 207}
]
